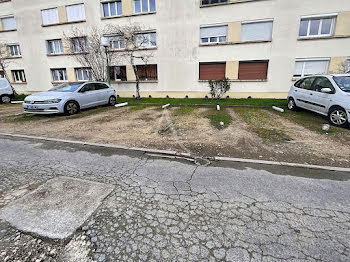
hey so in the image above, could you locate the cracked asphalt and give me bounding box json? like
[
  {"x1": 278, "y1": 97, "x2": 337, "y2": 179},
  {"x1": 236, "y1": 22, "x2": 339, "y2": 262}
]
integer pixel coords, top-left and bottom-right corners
[{"x1": 0, "y1": 136, "x2": 349, "y2": 262}]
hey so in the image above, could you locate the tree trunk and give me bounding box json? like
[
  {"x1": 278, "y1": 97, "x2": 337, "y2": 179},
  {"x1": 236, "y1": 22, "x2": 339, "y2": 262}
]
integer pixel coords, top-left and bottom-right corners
[{"x1": 131, "y1": 58, "x2": 140, "y2": 99}]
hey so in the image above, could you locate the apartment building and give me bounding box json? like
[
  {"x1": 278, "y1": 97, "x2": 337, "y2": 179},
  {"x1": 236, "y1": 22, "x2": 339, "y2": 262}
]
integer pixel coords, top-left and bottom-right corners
[{"x1": 0, "y1": 0, "x2": 349, "y2": 98}]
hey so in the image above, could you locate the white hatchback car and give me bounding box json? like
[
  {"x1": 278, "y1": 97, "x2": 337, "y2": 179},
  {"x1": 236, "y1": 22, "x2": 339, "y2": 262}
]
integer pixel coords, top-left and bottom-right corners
[
  {"x1": 287, "y1": 74, "x2": 350, "y2": 127},
  {"x1": 23, "y1": 82, "x2": 117, "y2": 115},
  {"x1": 0, "y1": 78, "x2": 15, "y2": 103}
]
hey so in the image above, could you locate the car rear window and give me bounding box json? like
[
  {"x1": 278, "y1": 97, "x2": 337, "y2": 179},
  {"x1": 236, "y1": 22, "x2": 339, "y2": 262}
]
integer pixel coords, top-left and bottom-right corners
[{"x1": 0, "y1": 79, "x2": 9, "y2": 88}]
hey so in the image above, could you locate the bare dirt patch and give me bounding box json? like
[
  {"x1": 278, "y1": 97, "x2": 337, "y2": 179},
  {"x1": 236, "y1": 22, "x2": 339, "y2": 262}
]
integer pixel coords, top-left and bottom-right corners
[{"x1": 0, "y1": 104, "x2": 350, "y2": 167}]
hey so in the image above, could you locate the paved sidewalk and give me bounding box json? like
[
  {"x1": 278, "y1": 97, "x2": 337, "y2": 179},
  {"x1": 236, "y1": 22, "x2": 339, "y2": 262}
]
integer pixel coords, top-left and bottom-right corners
[{"x1": 0, "y1": 136, "x2": 349, "y2": 261}]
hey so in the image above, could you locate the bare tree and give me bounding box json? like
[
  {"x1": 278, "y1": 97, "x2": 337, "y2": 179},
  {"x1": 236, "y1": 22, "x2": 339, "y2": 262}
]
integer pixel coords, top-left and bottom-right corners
[
  {"x1": 64, "y1": 27, "x2": 120, "y2": 82},
  {"x1": 329, "y1": 60, "x2": 350, "y2": 74},
  {"x1": 105, "y1": 24, "x2": 155, "y2": 99},
  {"x1": 0, "y1": 43, "x2": 15, "y2": 93}
]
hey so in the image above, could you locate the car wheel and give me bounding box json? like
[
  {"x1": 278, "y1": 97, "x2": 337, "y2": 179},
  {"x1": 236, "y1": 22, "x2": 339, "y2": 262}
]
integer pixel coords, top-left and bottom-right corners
[
  {"x1": 64, "y1": 101, "x2": 80, "y2": 115},
  {"x1": 287, "y1": 98, "x2": 298, "y2": 111},
  {"x1": 0, "y1": 95, "x2": 11, "y2": 104},
  {"x1": 109, "y1": 96, "x2": 117, "y2": 106},
  {"x1": 328, "y1": 106, "x2": 348, "y2": 128}
]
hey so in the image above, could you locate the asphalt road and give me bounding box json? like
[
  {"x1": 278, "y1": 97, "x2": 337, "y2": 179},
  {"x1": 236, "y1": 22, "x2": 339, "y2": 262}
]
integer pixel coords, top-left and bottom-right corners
[{"x1": 0, "y1": 136, "x2": 349, "y2": 262}]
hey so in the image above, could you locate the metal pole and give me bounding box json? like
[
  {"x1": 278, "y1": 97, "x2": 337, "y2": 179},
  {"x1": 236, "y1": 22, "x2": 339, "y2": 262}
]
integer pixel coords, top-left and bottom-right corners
[{"x1": 105, "y1": 46, "x2": 110, "y2": 84}]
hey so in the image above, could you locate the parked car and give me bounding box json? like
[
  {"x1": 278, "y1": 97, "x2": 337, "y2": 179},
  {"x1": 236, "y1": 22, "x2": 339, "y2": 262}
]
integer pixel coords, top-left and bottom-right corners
[
  {"x1": 287, "y1": 74, "x2": 350, "y2": 127},
  {"x1": 0, "y1": 78, "x2": 15, "y2": 104},
  {"x1": 23, "y1": 82, "x2": 117, "y2": 115}
]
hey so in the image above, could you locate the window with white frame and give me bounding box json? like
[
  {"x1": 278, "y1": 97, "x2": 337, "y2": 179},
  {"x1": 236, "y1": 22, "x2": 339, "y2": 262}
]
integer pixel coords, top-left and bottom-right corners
[
  {"x1": 109, "y1": 36, "x2": 125, "y2": 50},
  {"x1": 41, "y1": 8, "x2": 59, "y2": 25},
  {"x1": 346, "y1": 59, "x2": 350, "y2": 73},
  {"x1": 294, "y1": 59, "x2": 330, "y2": 77},
  {"x1": 299, "y1": 14, "x2": 336, "y2": 37},
  {"x1": 46, "y1": 39, "x2": 63, "y2": 55},
  {"x1": 51, "y1": 69, "x2": 67, "y2": 82},
  {"x1": 135, "y1": 32, "x2": 156, "y2": 48},
  {"x1": 241, "y1": 20, "x2": 273, "y2": 42},
  {"x1": 75, "y1": 68, "x2": 92, "y2": 81},
  {"x1": 1, "y1": 15, "x2": 16, "y2": 30},
  {"x1": 7, "y1": 44, "x2": 21, "y2": 57},
  {"x1": 101, "y1": 1, "x2": 122, "y2": 17},
  {"x1": 200, "y1": 25, "x2": 227, "y2": 44},
  {"x1": 66, "y1": 4, "x2": 86, "y2": 22},
  {"x1": 71, "y1": 37, "x2": 88, "y2": 53},
  {"x1": 12, "y1": 70, "x2": 26, "y2": 83},
  {"x1": 133, "y1": 0, "x2": 156, "y2": 14}
]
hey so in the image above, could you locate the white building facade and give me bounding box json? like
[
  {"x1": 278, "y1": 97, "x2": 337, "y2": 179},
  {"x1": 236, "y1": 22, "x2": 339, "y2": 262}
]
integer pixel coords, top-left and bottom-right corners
[{"x1": 0, "y1": 0, "x2": 350, "y2": 98}]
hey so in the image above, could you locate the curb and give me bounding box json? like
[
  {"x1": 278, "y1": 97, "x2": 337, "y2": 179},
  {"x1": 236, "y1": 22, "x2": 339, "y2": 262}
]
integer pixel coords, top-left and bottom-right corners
[
  {"x1": 120, "y1": 102, "x2": 272, "y2": 108},
  {"x1": 1, "y1": 132, "x2": 349, "y2": 172}
]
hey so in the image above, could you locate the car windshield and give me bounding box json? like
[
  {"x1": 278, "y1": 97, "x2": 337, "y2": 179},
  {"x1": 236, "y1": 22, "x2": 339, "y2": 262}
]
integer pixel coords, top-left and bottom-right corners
[
  {"x1": 333, "y1": 76, "x2": 350, "y2": 93},
  {"x1": 49, "y1": 82, "x2": 83, "y2": 92}
]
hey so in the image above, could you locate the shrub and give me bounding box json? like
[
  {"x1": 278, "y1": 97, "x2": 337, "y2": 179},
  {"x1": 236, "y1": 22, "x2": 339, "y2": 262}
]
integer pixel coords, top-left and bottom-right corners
[{"x1": 209, "y1": 78, "x2": 231, "y2": 99}]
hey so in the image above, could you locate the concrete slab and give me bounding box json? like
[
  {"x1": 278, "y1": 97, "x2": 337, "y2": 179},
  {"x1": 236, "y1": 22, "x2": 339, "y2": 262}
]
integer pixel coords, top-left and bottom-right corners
[{"x1": 0, "y1": 177, "x2": 114, "y2": 240}]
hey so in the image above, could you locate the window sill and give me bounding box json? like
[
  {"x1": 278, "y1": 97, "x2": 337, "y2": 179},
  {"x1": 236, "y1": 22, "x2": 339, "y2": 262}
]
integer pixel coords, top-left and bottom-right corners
[
  {"x1": 200, "y1": 40, "x2": 271, "y2": 46},
  {"x1": 6, "y1": 56, "x2": 22, "y2": 59},
  {"x1": 0, "y1": 29, "x2": 17, "y2": 33},
  {"x1": 51, "y1": 81, "x2": 68, "y2": 84},
  {"x1": 199, "y1": 79, "x2": 268, "y2": 82},
  {"x1": 42, "y1": 20, "x2": 86, "y2": 27},
  {"x1": 47, "y1": 53, "x2": 68, "y2": 57},
  {"x1": 298, "y1": 35, "x2": 350, "y2": 41},
  {"x1": 200, "y1": 0, "x2": 266, "y2": 8},
  {"x1": 113, "y1": 80, "x2": 158, "y2": 83},
  {"x1": 11, "y1": 82, "x2": 27, "y2": 85},
  {"x1": 101, "y1": 11, "x2": 156, "y2": 20},
  {"x1": 109, "y1": 47, "x2": 157, "y2": 53}
]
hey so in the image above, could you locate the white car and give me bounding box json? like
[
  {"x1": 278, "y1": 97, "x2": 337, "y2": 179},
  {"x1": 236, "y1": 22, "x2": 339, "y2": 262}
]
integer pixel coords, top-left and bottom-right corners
[
  {"x1": 23, "y1": 82, "x2": 117, "y2": 115},
  {"x1": 287, "y1": 74, "x2": 350, "y2": 127},
  {"x1": 0, "y1": 78, "x2": 15, "y2": 103}
]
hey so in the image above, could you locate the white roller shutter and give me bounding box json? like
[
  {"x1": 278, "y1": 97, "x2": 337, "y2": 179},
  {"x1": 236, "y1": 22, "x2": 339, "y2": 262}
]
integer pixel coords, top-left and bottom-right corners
[
  {"x1": 66, "y1": 4, "x2": 86, "y2": 22},
  {"x1": 241, "y1": 21, "x2": 273, "y2": 42},
  {"x1": 2, "y1": 16, "x2": 16, "y2": 30},
  {"x1": 200, "y1": 25, "x2": 228, "y2": 38},
  {"x1": 41, "y1": 8, "x2": 59, "y2": 25},
  {"x1": 304, "y1": 61, "x2": 329, "y2": 75}
]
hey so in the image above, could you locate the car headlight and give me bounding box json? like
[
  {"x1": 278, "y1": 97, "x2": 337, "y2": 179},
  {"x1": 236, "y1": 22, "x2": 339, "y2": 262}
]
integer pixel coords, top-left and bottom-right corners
[{"x1": 42, "y1": 99, "x2": 62, "y2": 104}]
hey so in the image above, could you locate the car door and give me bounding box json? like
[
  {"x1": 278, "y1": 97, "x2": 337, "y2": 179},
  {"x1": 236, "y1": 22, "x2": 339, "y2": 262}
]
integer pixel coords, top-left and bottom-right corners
[
  {"x1": 294, "y1": 77, "x2": 316, "y2": 110},
  {"x1": 76, "y1": 83, "x2": 100, "y2": 108},
  {"x1": 93, "y1": 83, "x2": 110, "y2": 105},
  {"x1": 308, "y1": 76, "x2": 335, "y2": 115}
]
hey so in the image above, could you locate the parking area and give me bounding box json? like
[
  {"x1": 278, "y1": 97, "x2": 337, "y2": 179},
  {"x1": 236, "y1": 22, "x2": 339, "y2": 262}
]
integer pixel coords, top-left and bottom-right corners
[{"x1": 0, "y1": 102, "x2": 350, "y2": 167}]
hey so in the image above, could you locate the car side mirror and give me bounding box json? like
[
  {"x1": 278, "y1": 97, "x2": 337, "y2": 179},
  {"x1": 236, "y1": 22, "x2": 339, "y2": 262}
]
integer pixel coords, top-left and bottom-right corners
[
  {"x1": 321, "y1": 88, "x2": 333, "y2": 94},
  {"x1": 79, "y1": 89, "x2": 85, "y2": 93}
]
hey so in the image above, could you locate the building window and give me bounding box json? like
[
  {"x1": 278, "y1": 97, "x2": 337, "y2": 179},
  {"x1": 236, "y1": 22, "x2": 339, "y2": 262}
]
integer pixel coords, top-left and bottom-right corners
[
  {"x1": 200, "y1": 25, "x2": 227, "y2": 44},
  {"x1": 294, "y1": 59, "x2": 330, "y2": 77},
  {"x1": 75, "y1": 68, "x2": 92, "y2": 81},
  {"x1": 238, "y1": 61, "x2": 269, "y2": 80},
  {"x1": 109, "y1": 36, "x2": 125, "y2": 50},
  {"x1": 110, "y1": 66, "x2": 127, "y2": 81},
  {"x1": 136, "y1": 64, "x2": 157, "y2": 80},
  {"x1": 133, "y1": 0, "x2": 156, "y2": 14},
  {"x1": 299, "y1": 15, "x2": 335, "y2": 37},
  {"x1": 201, "y1": 0, "x2": 228, "y2": 5},
  {"x1": 135, "y1": 32, "x2": 156, "y2": 48},
  {"x1": 51, "y1": 69, "x2": 67, "y2": 82},
  {"x1": 346, "y1": 59, "x2": 350, "y2": 73},
  {"x1": 12, "y1": 70, "x2": 26, "y2": 83},
  {"x1": 46, "y1": 39, "x2": 63, "y2": 55},
  {"x1": 241, "y1": 20, "x2": 273, "y2": 42},
  {"x1": 7, "y1": 43, "x2": 21, "y2": 57},
  {"x1": 66, "y1": 4, "x2": 86, "y2": 22},
  {"x1": 199, "y1": 62, "x2": 226, "y2": 80},
  {"x1": 102, "y1": 1, "x2": 122, "y2": 17},
  {"x1": 41, "y1": 8, "x2": 59, "y2": 25},
  {"x1": 0, "y1": 71, "x2": 5, "y2": 78},
  {"x1": 71, "y1": 37, "x2": 88, "y2": 53},
  {"x1": 1, "y1": 15, "x2": 16, "y2": 30}
]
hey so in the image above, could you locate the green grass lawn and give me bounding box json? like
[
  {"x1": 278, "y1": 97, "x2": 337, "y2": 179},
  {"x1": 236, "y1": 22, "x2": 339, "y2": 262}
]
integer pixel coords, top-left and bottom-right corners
[
  {"x1": 206, "y1": 109, "x2": 233, "y2": 129},
  {"x1": 234, "y1": 107, "x2": 292, "y2": 142},
  {"x1": 118, "y1": 97, "x2": 287, "y2": 108}
]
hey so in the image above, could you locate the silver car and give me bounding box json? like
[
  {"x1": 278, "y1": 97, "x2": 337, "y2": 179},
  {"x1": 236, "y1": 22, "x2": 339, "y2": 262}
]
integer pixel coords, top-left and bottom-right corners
[
  {"x1": 23, "y1": 82, "x2": 117, "y2": 115},
  {"x1": 0, "y1": 78, "x2": 15, "y2": 103}
]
